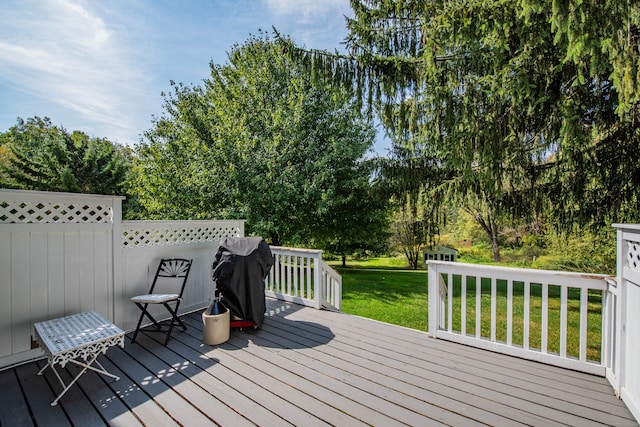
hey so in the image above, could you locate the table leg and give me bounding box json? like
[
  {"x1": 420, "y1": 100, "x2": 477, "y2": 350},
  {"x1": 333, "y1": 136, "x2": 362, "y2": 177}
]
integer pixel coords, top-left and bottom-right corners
[
  {"x1": 46, "y1": 354, "x2": 120, "y2": 406},
  {"x1": 69, "y1": 357, "x2": 120, "y2": 381},
  {"x1": 37, "y1": 361, "x2": 66, "y2": 390}
]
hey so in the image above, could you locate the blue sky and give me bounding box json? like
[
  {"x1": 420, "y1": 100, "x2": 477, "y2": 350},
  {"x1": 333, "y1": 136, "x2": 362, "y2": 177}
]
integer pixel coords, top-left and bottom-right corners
[{"x1": 0, "y1": 0, "x2": 389, "y2": 153}]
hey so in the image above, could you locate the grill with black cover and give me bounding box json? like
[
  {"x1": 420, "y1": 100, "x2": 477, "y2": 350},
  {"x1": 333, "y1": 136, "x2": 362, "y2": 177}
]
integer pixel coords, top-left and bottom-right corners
[{"x1": 211, "y1": 237, "x2": 273, "y2": 327}]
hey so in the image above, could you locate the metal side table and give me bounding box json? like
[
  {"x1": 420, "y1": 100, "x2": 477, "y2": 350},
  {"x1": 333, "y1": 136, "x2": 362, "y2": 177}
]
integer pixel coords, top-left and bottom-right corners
[{"x1": 34, "y1": 311, "x2": 125, "y2": 406}]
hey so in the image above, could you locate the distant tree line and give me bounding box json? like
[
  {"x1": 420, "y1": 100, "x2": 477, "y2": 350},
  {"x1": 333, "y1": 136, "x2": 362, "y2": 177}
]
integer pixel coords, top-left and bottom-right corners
[{"x1": 0, "y1": 116, "x2": 131, "y2": 195}]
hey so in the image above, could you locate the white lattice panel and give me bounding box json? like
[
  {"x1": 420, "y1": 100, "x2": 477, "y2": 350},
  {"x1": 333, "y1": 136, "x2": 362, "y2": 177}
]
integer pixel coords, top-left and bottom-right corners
[
  {"x1": 0, "y1": 200, "x2": 112, "y2": 223},
  {"x1": 627, "y1": 241, "x2": 640, "y2": 272},
  {"x1": 122, "y1": 222, "x2": 243, "y2": 247}
]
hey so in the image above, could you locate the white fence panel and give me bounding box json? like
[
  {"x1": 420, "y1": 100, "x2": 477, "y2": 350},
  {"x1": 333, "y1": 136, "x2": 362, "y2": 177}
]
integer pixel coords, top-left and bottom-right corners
[
  {"x1": 613, "y1": 224, "x2": 640, "y2": 422},
  {"x1": 0, "y1": 189, "x2": 122, "y2": 368},
  {"x1": 0, "y1": 189, "x2": 342, "y2": 369},
  {"x1": 118, "y1": 220, "x2": 244, "y2": 331}
]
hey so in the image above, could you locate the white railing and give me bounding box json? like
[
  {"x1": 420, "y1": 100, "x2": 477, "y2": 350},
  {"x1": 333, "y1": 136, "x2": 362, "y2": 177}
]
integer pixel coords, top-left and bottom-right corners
[
  {"x1": 428, "y1": 261, "x2": 611, "y2": 375},
  {"x1": 320, "y1": 259, "x2": 342, "y2": 311},
  {"x1": 267, "y1": 246, "x2": 342, "y2": 310}
]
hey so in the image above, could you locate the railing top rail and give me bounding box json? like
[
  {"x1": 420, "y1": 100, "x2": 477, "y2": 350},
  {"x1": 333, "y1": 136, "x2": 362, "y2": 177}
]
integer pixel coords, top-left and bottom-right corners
[
  {"x1": 428, "y1": 261, "x2": 611, "y2": 290},
  {"x1": 320, "y1": 260, "x2": 341, "y2": 279},
  {"x1": 270, "y1": 246, "x2": 323, "y2": 255},
  {"x1": 122, "y1": 219, "x2": 245, "y2": 227},
  {"x1": 612, "y1": 223, "x2": 640, "y2": 231}
]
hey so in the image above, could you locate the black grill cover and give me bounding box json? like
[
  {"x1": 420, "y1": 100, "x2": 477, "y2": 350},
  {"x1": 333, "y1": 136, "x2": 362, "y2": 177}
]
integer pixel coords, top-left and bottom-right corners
[{"x1": 211, "y1": 237, "x2": 273, "y2": 327}]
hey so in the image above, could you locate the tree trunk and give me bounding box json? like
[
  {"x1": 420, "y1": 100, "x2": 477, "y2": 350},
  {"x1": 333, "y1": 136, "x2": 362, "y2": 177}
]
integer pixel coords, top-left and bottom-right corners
[
  {"x1": 490, "y1": 230, "x2": 501, "y2": 262},
  {"x1": 342, "y1": 254, "x2": 347, "y2": 268},
  {"x1": 405, "y1": 248, "x2": 420, "y2": 269},
  {"x1": 473, "y1": 211, "x2": 501, "y2": 262}
]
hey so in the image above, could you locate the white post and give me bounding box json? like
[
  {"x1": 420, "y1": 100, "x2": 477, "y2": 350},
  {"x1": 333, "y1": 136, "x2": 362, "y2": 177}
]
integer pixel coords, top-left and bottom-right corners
[
  {"x1": 314, "y1": 251, "x2": 323, "y2": 309},
  {"x1": 611, "y1": 223, "x2": 640, "y2": 423},
  {"x1": 614, "y1": 226, "x2": 625, "y2": 397},
  {"x1": 111, "y1": 196, "x2": 124, "y2": 327},
  {"x1": 428, "y1": 262, "x2": 439, "y2": 337}
]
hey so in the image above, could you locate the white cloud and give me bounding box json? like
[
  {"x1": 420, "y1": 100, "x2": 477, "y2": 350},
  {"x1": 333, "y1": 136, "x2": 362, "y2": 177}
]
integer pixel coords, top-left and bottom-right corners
[
  {"x1": 261, "y1": 0, "x2": 352, "y2": 49},
  {"x1": 264, "y1": 0, "x2": 350, "y2": 20},
  {"x1": 0, "y1": 0, "x2": 150, "y2": 143},
  {"x1": 0, "y1": 0, "x2": 360, "y2": 146}
]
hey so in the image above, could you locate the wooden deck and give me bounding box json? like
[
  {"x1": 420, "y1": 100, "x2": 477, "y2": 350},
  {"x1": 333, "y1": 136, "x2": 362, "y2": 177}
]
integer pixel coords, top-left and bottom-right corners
[{"x1": 1, "y1": 298, "x2": 637, "y2": 426}]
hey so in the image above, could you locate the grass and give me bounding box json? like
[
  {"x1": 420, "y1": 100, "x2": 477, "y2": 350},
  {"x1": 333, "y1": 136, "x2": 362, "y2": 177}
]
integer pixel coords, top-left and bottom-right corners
[
  {"x1": 328, "y1": 255, "x2": 409, "y2": 269},
  {"x1": 335, "y1": 268, "x2": 429, "y2": 332},
  {"x1": 331, "y1": 256, "x2": 603, "y2": 362}
]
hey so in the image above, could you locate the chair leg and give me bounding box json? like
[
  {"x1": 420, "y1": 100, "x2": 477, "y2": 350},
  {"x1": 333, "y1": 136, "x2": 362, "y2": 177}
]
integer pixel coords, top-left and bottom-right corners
[
  {"x1": 131, "y1": 303, "x2": 164, "y2": 344},
  {"x1": 131, "y1": 304, "x2": 147, "y2": 344},
  {"x1": 162, "y1": 301, "x2": 186, "y2": 345},
  {"x1": 131, "y1": 300, "x2": 187, "y2": 346}
]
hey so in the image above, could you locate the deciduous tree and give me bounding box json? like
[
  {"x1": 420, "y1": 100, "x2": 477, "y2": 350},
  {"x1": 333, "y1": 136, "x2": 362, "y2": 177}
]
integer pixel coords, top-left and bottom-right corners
[{"x1": 131, "y1": 35, "x2": 388, "y2": 250}]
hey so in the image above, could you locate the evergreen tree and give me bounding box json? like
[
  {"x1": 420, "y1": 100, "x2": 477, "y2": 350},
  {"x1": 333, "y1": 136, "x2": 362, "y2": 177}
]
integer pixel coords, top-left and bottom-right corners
[{"x1": 278, "y1": 0, "x2": 640, "y2": 251}]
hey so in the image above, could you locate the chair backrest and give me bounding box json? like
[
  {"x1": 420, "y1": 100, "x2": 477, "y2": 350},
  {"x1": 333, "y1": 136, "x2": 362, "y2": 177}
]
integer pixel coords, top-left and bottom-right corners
[{"x1": 149, "y1": 258, "x2": 193, "y2": 297}]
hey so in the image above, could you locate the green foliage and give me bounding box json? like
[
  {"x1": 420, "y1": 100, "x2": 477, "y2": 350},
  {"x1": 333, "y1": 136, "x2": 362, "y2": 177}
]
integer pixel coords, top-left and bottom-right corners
[
  {"x1": 130, "y1": 34, "x2": 388, "y2": 251},
  {"x1": 280, "y1": 0, "x2": 640, "y2": 253},
  {"x1": 389, "y1": 188, "x2": 438, "y2": 269},
  {"x1": 453, "y1": 226, "x2": 615, "y2": 274},
  {"x1": 534, "y1": 228, "x2": 616, "y2": 274},
  {"x1": 0, "y1": 116, "x2": 131, "y2": 195},
  {"x1": 447, "y1": 209, "x2": 488, "y2": 244}
]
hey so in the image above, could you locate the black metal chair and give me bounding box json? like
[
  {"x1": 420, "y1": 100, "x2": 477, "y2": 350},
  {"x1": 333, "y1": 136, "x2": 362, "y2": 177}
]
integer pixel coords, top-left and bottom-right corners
[{"x1": 130, "y1": 258, "x2": 193, "y2": 345}]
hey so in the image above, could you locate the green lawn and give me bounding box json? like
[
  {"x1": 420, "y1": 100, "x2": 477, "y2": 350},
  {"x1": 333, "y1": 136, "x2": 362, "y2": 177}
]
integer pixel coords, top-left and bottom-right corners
[
  {"x1": 333, "y1": 260, "x2": 602, "y2": 362},
  {"x1": 335, "y1": 267, "x2": 429, "y2": 332}
]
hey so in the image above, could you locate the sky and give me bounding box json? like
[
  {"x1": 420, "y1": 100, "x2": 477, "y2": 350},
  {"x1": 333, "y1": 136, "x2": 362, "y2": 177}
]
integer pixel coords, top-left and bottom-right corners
[{"x1": 0, "y1": 0, "x2": 390, "y2": 154}]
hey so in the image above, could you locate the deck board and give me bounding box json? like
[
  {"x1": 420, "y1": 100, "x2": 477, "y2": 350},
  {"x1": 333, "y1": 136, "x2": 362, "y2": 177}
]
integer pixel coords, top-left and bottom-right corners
[
  {"x1": 134, "y1": 332, "x2": 289, "y2": 427},
  {"x1": 43, "y1": 361, "x2": 107, "y2": 427},
  {"x1": 0, "y1": 367, "x2": 34, "y2": 426},
  {"x1": 14, "y1": 362, "x2": 70, "y2": 427},
  {"x1": 276, "y1": 303, "x2": 630, "y2": 425},
  {"x1": 74, "y1": 368, "x2": 144, "y2": 427},
  {"x1": 1, "y1": 298, "x2": 637, "y2": 426}
]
